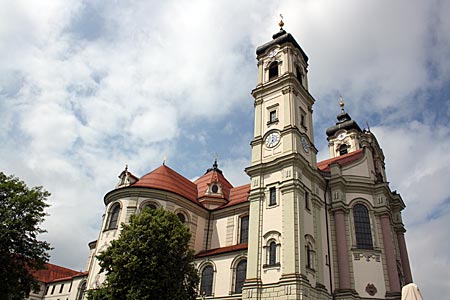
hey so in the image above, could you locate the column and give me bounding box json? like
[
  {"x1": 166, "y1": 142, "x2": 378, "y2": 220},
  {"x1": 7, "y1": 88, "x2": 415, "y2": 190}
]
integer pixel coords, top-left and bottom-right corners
[
  {"x1": 380, "y1": 214, "x2": 401, "y2": 292},
  {"x1": 334, "y1": 209, "x2": 350, "y2": 290},
  {"x1": 397, "y1": 230, "x2": 413, "y2": 284}
]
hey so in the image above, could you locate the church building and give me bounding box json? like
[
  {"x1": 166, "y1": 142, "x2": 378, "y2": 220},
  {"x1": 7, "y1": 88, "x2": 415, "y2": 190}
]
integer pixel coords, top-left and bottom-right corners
[{"x1": 31, "y1": 22, "x2": 413, "y2": 300}]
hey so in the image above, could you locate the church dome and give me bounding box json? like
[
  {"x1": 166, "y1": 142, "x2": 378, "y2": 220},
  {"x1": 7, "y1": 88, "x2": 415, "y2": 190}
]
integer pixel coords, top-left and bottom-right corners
[{"x1": 132, "y1": 164, "x2": 199, "y2": 204}]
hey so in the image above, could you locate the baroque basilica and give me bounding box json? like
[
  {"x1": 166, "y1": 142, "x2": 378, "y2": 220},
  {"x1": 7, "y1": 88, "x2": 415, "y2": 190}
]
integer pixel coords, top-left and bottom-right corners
[{"x1": 30, "y1": 22, "x2": 413, "y2": 300}]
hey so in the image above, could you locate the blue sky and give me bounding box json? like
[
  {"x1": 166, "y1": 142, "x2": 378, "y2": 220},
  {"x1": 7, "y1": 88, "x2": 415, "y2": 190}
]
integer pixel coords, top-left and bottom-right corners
[{"x1": 1, "y1": 0, "x2": 449, "y2": 298}]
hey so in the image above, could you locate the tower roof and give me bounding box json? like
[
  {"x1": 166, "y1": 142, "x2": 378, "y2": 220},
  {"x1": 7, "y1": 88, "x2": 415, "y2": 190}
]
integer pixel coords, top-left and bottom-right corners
[
  {"x1": 256, "y1": 29, "x2": 308, "y2": 62},
  {"x1": 194, "y1": 162, "x2": 234, "y2": 200},
  {"x1": 326, "y1": 97, "x2": 362, "y2": 137}
]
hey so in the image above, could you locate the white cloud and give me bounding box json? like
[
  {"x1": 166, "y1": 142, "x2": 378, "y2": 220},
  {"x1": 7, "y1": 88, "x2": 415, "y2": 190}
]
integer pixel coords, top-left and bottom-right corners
[{"x1": 1, "y1": 0, "x2": 449, "y2": 298}]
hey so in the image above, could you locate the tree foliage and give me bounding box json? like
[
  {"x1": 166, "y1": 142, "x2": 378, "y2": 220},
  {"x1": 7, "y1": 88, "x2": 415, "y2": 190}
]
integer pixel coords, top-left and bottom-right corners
[
  {"x1": 88, "y1": 207, "x2": 199, "y2": 300},
  {"x1": 0, "y1": 172, "x2": 52, "y2": 300}
]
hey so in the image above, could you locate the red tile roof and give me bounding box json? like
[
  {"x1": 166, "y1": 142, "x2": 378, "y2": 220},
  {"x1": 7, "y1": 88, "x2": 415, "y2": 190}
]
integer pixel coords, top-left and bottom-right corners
[
  {"x1": 219, "y1": 184, "x2": 251, "y2": 208},
  {"x1": 132, "y1": 165, "x2": 200, "y2": 204},
  {"x1": 33, "y1": 263, "x2": 80, "y2": 283},
  {"x1": 47, "y1": 271, "x2": 89, "y2": 283},
  {"x1": 317, "y1": 148, "x2": 364, "y2": 172},
  {"x1": 127, "y1": 150, "x2": 364, "y2": 211},
  {"x1": 195, "y1": 169, "x2": 234, "y2": 199},
  {"x1": 196, "y1": 243, "x2": 248, "y2": 258}
]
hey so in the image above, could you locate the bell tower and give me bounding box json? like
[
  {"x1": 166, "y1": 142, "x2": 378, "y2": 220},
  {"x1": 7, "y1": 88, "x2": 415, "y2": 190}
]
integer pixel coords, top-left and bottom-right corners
[
  {"x1": 249, "y1": 20, "x2": 317, "y2": 168},
  {"x1": 244, "y1": 20, "x2": 328, "y2": 300}
]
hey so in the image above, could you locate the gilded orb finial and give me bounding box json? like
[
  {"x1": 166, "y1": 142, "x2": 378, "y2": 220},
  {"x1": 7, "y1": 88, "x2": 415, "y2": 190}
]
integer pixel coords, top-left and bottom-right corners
[
  {"x1": 339, "y1": 96, "x2": 345, "y2": 112},
  {"x1": 279, "y1": 14, "x2": 284, "y2": 29}
]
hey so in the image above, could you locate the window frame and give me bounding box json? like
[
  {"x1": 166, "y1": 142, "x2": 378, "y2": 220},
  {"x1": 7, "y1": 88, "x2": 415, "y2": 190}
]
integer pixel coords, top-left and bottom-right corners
[
  {"x1": 268, "y1": 61, "x2": 279, "y2": 80},
  {"x1": 269, "y1": 187, "x2": 277, "y2": 206},
  {"x1": 296, "y1": 65, "x2": 303, "y2": 86},
  {"x1": 76, "y1": 281, "x2": 86, "y2": 300},
  {"x1": 353, "y1": 203, "x2": 374, "y2": 250},
  {"x1": 339, "y1": 144, "x2": 348, "y2": 155},
  {"x1": 200, "y1": 265, "x2": 214, "y2": 296},
  {"x1": 239, "y1": 215, "x2": 249, "y2": 244},
  {"x1": 305, "y1": 191, "x2": 310, "y2": 211},
  {"x1": 105, "y1": 203, "x2": 121, "y2": 230},
  {"x1": 268, "y1": 241, "x2": 277, "y2": 266},
  {"x1": 234, "y1": 259, "x2": 247, "y2": 294}
]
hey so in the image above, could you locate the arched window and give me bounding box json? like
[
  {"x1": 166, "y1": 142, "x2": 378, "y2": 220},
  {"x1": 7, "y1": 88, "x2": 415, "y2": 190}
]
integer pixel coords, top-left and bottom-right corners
[
  {"x1": 177, "y1": 213, "x2": 186, "y2": 224},
  {"x1": 339, "y1": 144, "x2": 348, "y2": 155},
  {"x1": 200, "y1": 265, "x2": 214, "y2": 296},
  {"x1": 141, "y1": 203, "x2": 157, "y2": 213},
  {"x1": 269, "y1": 241, "x2": 277, "y2": 266},
  {"x1": 145, "y1": 203, "x2": 157, "y2": 210},
  {"x1": 353, "y1": 204, "x2": 373, "y2": 249},
  {"x1": 76, "y1": 281, "x2": 86, "y2": 300},
  {"x1": 234, "y1": 260, "x2": 247, "y2": 294},
  {"x1": 304, "y1": 235, "x2": 316, "y2": 271},
  {"x1": 106, "y1": 203, "x2": 120, "y2": 230},
  {"x1": 306, "y1": 244, "x2": 314, "y2": 269},
  {"x1": 268, "y1": 61, "x2": 279, "y2": 80}
]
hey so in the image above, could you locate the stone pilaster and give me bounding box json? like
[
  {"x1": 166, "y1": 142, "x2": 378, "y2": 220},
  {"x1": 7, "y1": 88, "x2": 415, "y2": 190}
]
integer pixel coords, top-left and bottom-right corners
[{"x1": 380, "y1": 214, "x2": 401, "y2": 293}]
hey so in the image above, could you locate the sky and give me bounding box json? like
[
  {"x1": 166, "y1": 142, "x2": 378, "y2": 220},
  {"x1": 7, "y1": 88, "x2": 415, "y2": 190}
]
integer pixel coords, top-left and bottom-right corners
[{"x1": 1, "y1": 0, "x2": 449, "y2": 298}]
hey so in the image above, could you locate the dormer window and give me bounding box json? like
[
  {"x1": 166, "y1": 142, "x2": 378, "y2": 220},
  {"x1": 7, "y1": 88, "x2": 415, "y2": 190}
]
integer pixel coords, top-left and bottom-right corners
[
  {"x1": 211, "y1": 184, "x2": 219, "y2": 193},
  {"x1": 268, "y1": 61, "x2": 279, "y2": 80},
  {"x1": 339, "y1": 144, "x2": 348, "y2": 155}
]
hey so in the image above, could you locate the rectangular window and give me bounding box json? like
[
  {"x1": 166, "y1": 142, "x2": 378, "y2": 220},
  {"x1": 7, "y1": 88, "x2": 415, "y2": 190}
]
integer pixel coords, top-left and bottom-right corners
[
  {"x1": 45, "y1": 286, "x2": 49, "y2": 295},
  {"x1": 300, "y1": 107, "x2": 308, "y2": 130},
  {"x1": 240, "y1": 216, "x2": 249, "y2": 244},
  {"x1": 59, "y1": 283, "x2": 64, "y2": 293},
  {"x1": 68, "y1": 282, "x2": 72, "y2": 293},
  {"x1": 269, "y1": 187, "x2": 277, "y2": 206},
  {"x1": 305, "y1": 191, "x2": 310, "y2": 210},
  {"x1": 269, "y1": 110, "x2": 277, "y2": 123},
  {"x1": 51, "y1": 285, "x2": 55, "y2": 295}
]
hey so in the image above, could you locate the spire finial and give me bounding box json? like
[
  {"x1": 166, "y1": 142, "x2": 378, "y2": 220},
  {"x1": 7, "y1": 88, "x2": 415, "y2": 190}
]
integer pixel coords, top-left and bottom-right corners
[
  {"x1": 279, "y1": 14, "x2": 284, "y2": 30},
  {"x1": 213, "y1": 152, "x2": 218, "y2": 169},
  {"x1": 163, "y1": 155, "x2": 166, "y2": 165},
  {"x1": 339, "y1": 96, "x2": 345, "y2": 112},
  {"x1": 125, "y1": 164, "x2": 128, "y2": 172}
]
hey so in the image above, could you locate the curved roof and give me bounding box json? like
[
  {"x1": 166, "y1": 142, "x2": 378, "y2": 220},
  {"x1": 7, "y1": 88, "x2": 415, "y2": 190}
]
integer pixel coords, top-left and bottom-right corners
[
  {"x1": 256, "y1": 29, "x2": 308, "y2": 62},
  {"x1": 195, "y1": 168, "x2": 234, "y2": 199},
  {"x1": 132, "y1": 165, "x2": 199, "y2": 204},
  {"x1": 326, "y1": 110, "x2": 362, "y2": 137}
]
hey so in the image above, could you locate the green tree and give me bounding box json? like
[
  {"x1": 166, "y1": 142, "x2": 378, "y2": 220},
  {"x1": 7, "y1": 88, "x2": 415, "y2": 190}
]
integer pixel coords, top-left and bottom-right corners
[
  {"x1": 88, "y1": 207, "x2": 199, "y2": 300},
  {"x1": 0, "y1": 172, "x2": 52, "y2": 300}
]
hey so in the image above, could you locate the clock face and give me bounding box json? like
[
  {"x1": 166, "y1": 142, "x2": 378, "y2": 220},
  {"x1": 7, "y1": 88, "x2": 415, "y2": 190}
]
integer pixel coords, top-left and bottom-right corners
[
  {"x1": 301, "y1": 136, "x2": 310, "y2": 153},
  {"x1": 268, "y1": 49, "x2": 278, "y2": 58},
  {"x1": 337, "y1": 133, "x2": 346, "y2": 140},
  {"x1": 265, "y1": 131, "x2": 281, "y2": 148}
]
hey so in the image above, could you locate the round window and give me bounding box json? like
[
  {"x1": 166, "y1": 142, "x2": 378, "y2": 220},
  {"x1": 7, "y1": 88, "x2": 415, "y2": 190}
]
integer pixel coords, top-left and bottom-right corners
[{"x1": 211, "y1": 184, "x2": 219, "y2": 193}]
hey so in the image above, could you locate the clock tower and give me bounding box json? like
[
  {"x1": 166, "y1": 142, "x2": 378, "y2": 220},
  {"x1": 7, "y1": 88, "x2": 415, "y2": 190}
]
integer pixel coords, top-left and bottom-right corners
[{"x1": 244, "y1": 21, "x2": 329, "y2": 299}]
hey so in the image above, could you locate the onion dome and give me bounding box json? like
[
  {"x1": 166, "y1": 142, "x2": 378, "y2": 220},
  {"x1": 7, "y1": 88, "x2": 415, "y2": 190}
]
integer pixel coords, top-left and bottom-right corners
[{"x1": 326, "y1": 96, "x2": 362, "y2": 137}]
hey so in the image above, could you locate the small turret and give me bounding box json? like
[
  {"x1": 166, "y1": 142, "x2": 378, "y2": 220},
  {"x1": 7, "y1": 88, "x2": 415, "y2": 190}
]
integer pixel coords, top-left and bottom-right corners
[{"x1": 326, "y1": 97, "x2": 362, "y2": 158}]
